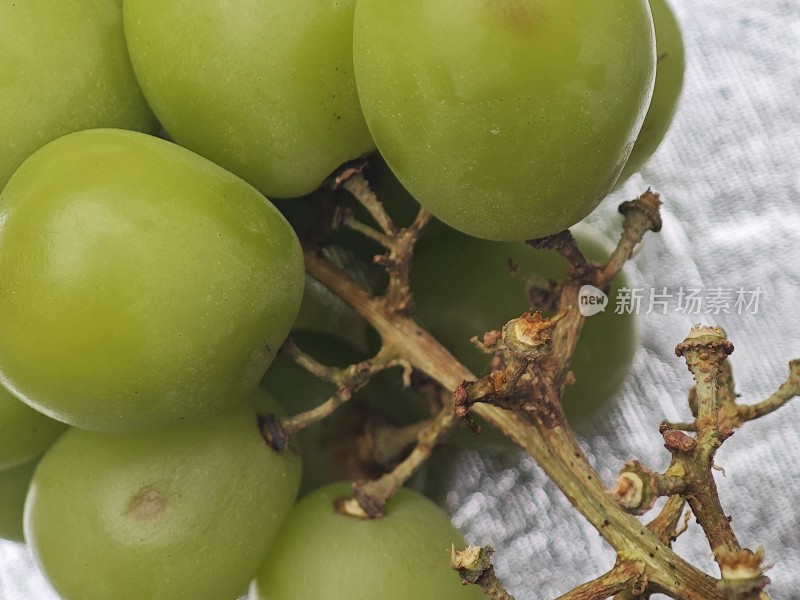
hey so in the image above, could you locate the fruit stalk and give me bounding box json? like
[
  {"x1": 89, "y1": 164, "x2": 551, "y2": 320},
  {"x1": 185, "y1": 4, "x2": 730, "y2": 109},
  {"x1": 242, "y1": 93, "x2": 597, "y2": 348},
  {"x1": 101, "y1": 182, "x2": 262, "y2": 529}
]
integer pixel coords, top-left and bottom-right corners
[
  {"x1": 452, "y1": 545, "x2": 516, "y2": 600},
  {"x1": 276, "y1": 341, "x2": 403, "y2": 439},
  {"x1": 303, "y1": 192, "x2": 726, "y2": 598},
  {"x1": 553, "y1": 562, "x2": 646, "y2": 600}
]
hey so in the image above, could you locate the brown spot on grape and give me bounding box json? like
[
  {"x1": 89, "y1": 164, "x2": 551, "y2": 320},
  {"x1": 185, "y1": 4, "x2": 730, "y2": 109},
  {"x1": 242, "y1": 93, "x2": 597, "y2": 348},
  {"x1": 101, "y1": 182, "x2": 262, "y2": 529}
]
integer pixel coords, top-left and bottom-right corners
[
  {"x1": 489, "y1": 0, "x2": 545, "y2": 35},
  {"x1": 126, "y1": 484, "x2": 166, "y2": 520}
]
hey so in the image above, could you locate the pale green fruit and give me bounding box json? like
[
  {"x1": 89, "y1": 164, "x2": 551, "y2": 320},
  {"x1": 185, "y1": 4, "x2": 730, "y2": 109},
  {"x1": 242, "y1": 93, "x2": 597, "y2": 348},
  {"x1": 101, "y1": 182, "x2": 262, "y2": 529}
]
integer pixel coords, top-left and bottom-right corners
[
  {"x1": 0, "y1": 385, "x2": 67, "y2": 470},
  {"x1": 253, "y1": 482, "x2": 484, "y2": 600},
  {"x1": 0, "y1": 459, "x2": 39, "y2": 543},
  {"x1": 619, "y1": 0, "x2": 686, "y2": 182},
  {"x1": 124, "y1": 0, "x2": 375, "y2": 199},
  {"x1": 0, "y1": 129, "x2": 304, "y2": 431},
  {"x1": 25, "y1": 391, "x2": 301, "y2": 600},
  {"x1": 353, "y1": 0, "x2": 656, "y2": 240},
  {"x1": 0, "y1": 0, "x2": 158, "y2": 189}
]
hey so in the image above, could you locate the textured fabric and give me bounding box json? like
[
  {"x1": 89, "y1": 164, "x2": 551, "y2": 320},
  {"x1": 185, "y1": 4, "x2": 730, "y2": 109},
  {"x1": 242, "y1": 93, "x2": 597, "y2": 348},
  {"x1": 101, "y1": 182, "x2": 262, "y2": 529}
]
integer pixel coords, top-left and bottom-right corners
[{"x1": 2, "y1": 0, "x2": 799, "y2": 598}]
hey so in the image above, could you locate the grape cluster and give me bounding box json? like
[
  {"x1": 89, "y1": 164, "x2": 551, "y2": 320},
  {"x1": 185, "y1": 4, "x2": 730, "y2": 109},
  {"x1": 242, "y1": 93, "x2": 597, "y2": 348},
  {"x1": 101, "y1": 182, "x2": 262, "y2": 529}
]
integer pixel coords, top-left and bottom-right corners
[{"x1": 0, "y1": 1, "x2": 683, "y2": 598}]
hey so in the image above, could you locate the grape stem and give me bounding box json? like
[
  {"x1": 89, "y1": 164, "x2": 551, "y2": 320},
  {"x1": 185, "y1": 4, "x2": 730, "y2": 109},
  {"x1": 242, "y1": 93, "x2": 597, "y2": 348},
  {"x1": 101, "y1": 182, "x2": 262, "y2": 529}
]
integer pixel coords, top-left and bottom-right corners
[
  {"x1": 613, "y1": 496, "x2": 689, "y2": 600},
  {"x1": 335, "y1": 164, "x2": 398, "y2": 237},
  {"x1": 334, "y1": 164, "x2": 431, "y2": 316},
  {"x1": 362, "y1": 419, "x2": 427, "y2": 469},
  {"x1": 272, "y1": 340, "x2": 406, "y2": 443},
  {"x1": 303, "y1": 187, "x2": 796, "y2": 599},
  {"x1": 452, "y1": 545, "x2": 517, "y2": 600},
  {"x1": 352, "y1": 401, "x2": 460, "y2": 518},
  {"x1": 664, "y1": 359, "x2": 800, "y2": 432},
  {"x1": 553, "y1": 562, "x2": 647, "y2": 600},
  {"x1": 303, "y1": 231, "x2": 725, "y2": 597}
]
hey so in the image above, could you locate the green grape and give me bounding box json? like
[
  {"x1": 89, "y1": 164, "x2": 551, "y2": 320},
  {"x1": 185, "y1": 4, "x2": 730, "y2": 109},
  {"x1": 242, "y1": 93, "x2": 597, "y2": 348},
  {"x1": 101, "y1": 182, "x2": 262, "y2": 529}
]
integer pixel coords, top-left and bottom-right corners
[
  {"x1": 124, "y1": 0, "x2": 375, "y2": 199},
  {"x1": 353, "y1": 0, "x2": 656, "y2": 241},
  {"x1": 252, "y1": 482, "x2": 484, "y2": 600},
  {"x1": 0, "y1": 129, "x2": 304, "y2": 432},
  {"x1": 618, "y1": 0, "x2": 686, "y2": 182},
  {"x1": 24, "y1": 390, "x2": 301, "y2": 600},
  {"x1": 412, "y1": 228, "x2": 636, "y2": 433},
  {"x1": 0, "y1": 385, "x2": 67, "y2": 470},
  {"x1": 0, "y1": 0, "x2": 157, "y2": 190},
  {"x1": 0, "y1": 459, "x2": 38, "y2": 543}
]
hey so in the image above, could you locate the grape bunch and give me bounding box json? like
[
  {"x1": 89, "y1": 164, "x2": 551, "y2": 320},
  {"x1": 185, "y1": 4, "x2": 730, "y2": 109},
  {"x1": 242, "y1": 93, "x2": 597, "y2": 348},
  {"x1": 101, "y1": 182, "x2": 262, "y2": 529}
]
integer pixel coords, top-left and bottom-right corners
[{"x1": 0, "y1": 0, "x2": 684, "y2": 598}]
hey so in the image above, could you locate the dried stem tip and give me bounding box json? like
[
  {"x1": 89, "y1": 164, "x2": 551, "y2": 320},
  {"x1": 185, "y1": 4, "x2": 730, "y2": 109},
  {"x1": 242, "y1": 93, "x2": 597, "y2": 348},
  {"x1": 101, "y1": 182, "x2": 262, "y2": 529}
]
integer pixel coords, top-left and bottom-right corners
[
  {"x1": 675, "y1": 326, "x2": 734, "y2": 362},
  {"x1": 451, "y1": 545, "x2": 491, "y2": 582},
  {"x1": 612, "y1": 461, "x2": 657, "y2": 515},
  {"x1": 613, "y1": 472, "x2": 647, "y2": 514},
  {"x1": 257, "y1": 413, "x2": 288, "y2": 451},
  {"x1": 502, "y1": 311, "x2": 562, "y2": 360},
  {"x1": 618, "y1": 189, "x2": 663, "y2": 232},
  {"x1": 715, "y1": 547, "x2": 771, "y2": 599},
  {"x1": 715, "y1": 547, "x2": 767, "y2": 581},
  {"x1": 612, "y1": 460, "x2": 686, "y2": 516},
  {"x1": 333, "y1": 495, "x2": 374, "y2": 521},
  {"x1": 451, "y1": 545, "x2": 516, "y2": 599},
  {"x1": 659, "y1": 424, "x2": 697, "y2": 453}
]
